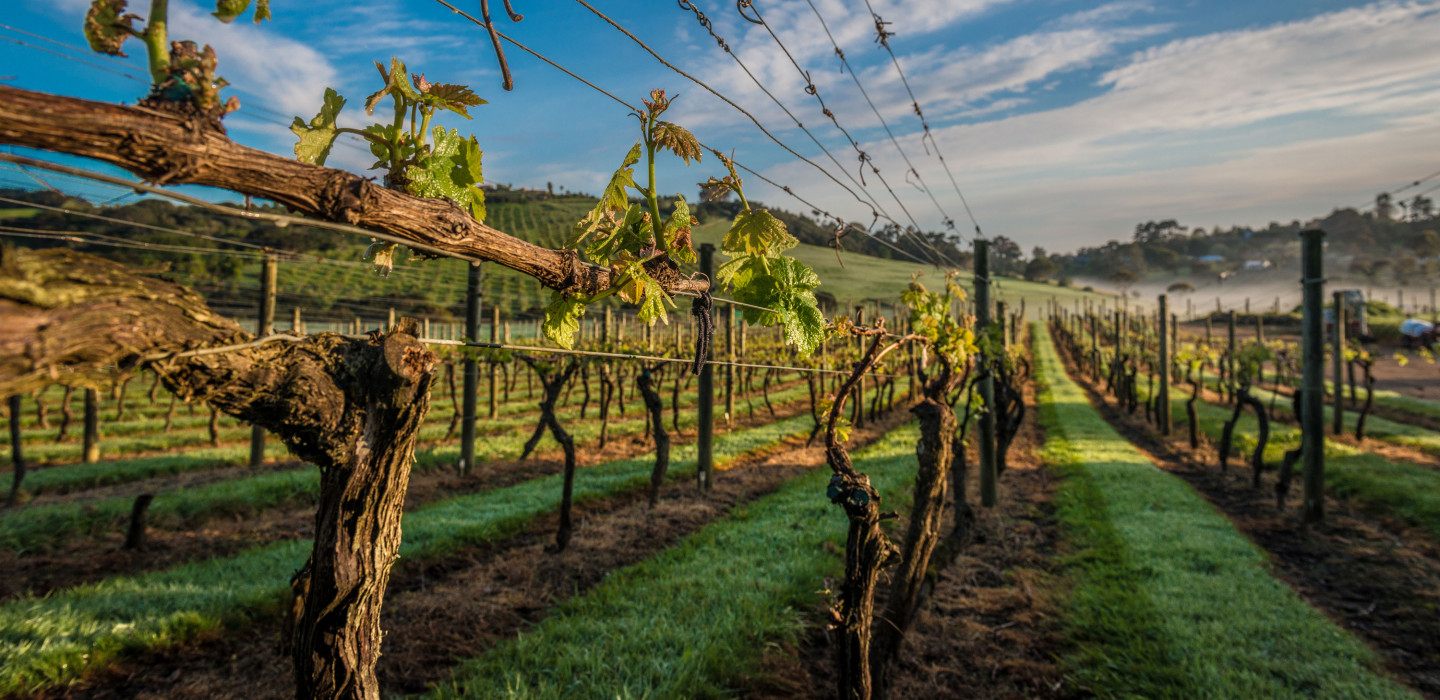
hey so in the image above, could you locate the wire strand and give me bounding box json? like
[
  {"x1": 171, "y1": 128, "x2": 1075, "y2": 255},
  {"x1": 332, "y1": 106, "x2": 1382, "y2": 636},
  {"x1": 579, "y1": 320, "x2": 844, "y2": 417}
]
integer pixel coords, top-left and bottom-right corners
[
  {"x1": 430, "y1": 0, "x2": 938, "y2": 268},
  {"x1": 860, "y1": 0, "x2": 985, "y2": 240}
]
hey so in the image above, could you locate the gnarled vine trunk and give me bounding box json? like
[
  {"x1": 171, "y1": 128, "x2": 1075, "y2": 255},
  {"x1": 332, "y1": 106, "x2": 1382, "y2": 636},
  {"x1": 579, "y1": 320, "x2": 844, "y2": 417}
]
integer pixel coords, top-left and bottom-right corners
[
  {"x1": 2, "y1": 249, "x2": 440, "y2": 700},
  {"x1": 518, "y1": 356, "x2": 582, "y2": 551},
  {"x1": 636, "y1": 366, "x2": 670, "y2": 507},
  {"x1": 871, "y1": 379, "x2": 956, "y2": 697}
]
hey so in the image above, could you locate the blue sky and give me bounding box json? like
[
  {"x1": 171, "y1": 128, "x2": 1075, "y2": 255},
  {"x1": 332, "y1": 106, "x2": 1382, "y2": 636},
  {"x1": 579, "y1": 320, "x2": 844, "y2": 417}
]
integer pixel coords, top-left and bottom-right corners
[{"x1": 4, "y1": 0, "x2": 1440, "y2": 253}]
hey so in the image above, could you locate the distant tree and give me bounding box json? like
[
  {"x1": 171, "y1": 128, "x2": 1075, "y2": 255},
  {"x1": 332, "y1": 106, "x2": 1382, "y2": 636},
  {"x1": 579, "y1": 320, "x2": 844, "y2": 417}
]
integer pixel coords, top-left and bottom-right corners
[
  {"x1": 1411, "y1": 195, "x2": 1435, "y2": 222},
  {"x1": 1133, "y1": 219, "x2": 1186, "y2": 244},
  {"x1": 1031, "y1": 245, "x2": 1048, "y2": 260},
  {"x1": 990, "y1": 235, "x2": 1023, "y2": 275},
  {"x1": 1166, "y1": 281, "x2": 1196, "y2": 295},
  {"x1": 1109, "y1": 269, "x2": 1138, "y2": 297},
  {"x1": 1412, "y1": 230, "x2": 1440, "y2": 258},
  {"x1": 1394, "y1": 255, "x2": 1419, "y2": 285},
  {"x1": 1376, "y1": 192, "x2": 1394, "y2": 221},
  {"x1": 1350, "y1": 258, "x2": 1391, "y2": 299},
  {"x1": 1142, "y1": 245, "x2": 1183, "y2": 271},
  {"x1": 1024, "y1": 256, "x2": 1058, "y2": 282}
]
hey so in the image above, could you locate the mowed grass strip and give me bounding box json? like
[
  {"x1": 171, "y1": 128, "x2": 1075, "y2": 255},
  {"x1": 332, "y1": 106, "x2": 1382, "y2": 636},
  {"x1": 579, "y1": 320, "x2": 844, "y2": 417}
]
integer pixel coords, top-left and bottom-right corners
[
  {"x1": 427, "y1": 424, "x2": 921, "y2": 700},
  {"x1": 1035, "y1": 325, "x2": 1413, "y2": 699},
  {"x1": 0, "y1": 381, "x2": 820, "y2": 553},
  {"x1": 0, "y1": 413, "x2": 818, "y2": 695},
  {"x1": 1137, "y1": 370, "x2": 1440, "y2": 540}
]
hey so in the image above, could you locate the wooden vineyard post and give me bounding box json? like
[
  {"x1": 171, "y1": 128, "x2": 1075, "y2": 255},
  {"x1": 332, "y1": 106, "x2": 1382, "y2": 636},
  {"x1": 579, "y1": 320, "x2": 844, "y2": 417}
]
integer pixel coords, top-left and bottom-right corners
[
  {"x1": 292, "y1": 307, "x2": 303, "y2": 334},
  {"x1": 975, "y1": 238, "x2": 997, "y2": 508},
  {"x1": 489, "y1": 306, "x2": 500, "y2": 419},
  {"x1": 82, "y1": 387, "x2": 99, "y2": 463},
  {"x1": 1332, "y1": 291, "x2": 1345, "y2": 435},
  {"x1": 1432, "y1": 287, "x2": 1437, "y2": 324},
  {"x1": 725, "y1": 302, "x2": 734, "y2": 427},
  {"x1": 1256, "y1": 313, "x2": 1265, "y2": 344},
  {"x1": 997, "y1": 301, "x2": 1008, "y2": 349},
  {"x1": 1301, "y1": 229, "x2": 1326, "y2": 523},
  {"x1": 697, "y1": 243, "x2": 715, "y2": 492},
  {"x1": 250, "y1": 252, "x2": 277, "y2": 468},
  {"x1": 461, "y1": 262, "x2": 481, "y2": 475},
  {"x1": 1158, "y1": 295, "x2": 1171, "y2": 435},
  {"x1": 1227, "y1": 311, "x2": 1237, "y2": 404},
  {"x1": 6, "y1": 394, "x2": 22, "y2": 507}
]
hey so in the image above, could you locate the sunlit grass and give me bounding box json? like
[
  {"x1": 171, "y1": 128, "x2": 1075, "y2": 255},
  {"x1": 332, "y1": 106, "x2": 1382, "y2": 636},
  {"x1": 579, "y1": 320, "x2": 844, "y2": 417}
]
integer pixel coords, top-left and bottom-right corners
[
  {"x1": 428, "y1": 424, "x2": 920, "y2": 700},
  {"x1": 1035, "y1": 324, "x2": 1412, "y2": 698}
]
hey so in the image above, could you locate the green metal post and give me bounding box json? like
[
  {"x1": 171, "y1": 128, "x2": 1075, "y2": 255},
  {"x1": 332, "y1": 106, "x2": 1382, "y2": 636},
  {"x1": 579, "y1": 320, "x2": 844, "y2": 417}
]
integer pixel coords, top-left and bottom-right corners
[
  {"x1": 697, "y1": 244, "x2": 716, "y2": 491},
  {"x1": 1158, "y1": 295, "x2": 1171, "y2": 435},
  {"x1": 1301, "y1": 229, "x2": 1326, "y2": 523},
  {"x1": 249, "y1": 252, "x2": 276, "y2": 468},
  {"x1": 461, "y1": 263, "x2": 481, "y2": 474},
  {"x1": 1332, "y1": 291, "x2": 1345, "y2": 435},
  {"x1": 976, "y1": 239, "x2": 997, "y2": 508}
]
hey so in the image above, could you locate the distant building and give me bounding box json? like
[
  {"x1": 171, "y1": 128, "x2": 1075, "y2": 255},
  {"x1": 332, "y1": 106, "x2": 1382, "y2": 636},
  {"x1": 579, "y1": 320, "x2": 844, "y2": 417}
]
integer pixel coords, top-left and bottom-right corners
[
  {"x1": 1196, "y1": 254, "x2": 1224, "y2": 263},
  {"x1": 1243, "y1": 259, "x2": 1272, "y2": 270}
]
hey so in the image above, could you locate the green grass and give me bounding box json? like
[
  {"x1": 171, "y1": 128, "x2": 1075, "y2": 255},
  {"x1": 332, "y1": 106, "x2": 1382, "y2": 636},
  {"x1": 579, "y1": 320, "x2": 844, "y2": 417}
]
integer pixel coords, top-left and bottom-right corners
[
  {"x1": 0, "y1": 412, "x2": 820, "y2": 695},
  {"x1": 0, "y1": 380, "x2": 822, "y2": 552},
  {"x1": 428, "y1": 424, "x2": 921, "y2": 700},
  {"x1": 1034, "y1": 324, "x2": 1413, "y2": 698},
  {"x1": 1129, "y1": 369, "x2": 1440, "y2": 540}
]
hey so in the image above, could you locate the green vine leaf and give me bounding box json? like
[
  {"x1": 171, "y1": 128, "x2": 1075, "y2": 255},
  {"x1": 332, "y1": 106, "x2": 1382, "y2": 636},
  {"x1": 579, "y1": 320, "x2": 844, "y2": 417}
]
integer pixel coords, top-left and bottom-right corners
[
  {"x1": 364, "y1": 58, "x2": 420, "y2": 115},
  {"x1": 568, "y1": 142, "x2": 642, "y2": 248},
  {"x1": 419, "y1": 82, "x2": 487, "y2": 118},
  {"x1": 662, "y1": 196, "x2": 696, "y2": 264},
  {"x1": 290, "y1": 87, "x2": 346, "y2": 166},
  {"x1": 638, "y1": 274, "x2": 673, "y2": 325},
  {"x1": 651, "y1": 121, "x2": 702, "y2": 165},
  {"x1": 404, "y1": 126, "x2": 486, "y2": 221},
  {"x1": 255, "y1": 0, "x2": 271, "y2": 22},
  {"x1": 84, "y1": 0, "x2": 140, "y2": 57},
  {"x1": 723, "y1": 209, "x2": 797, "y2": 262},
  {"x1": 543, "y1": 292, "x2": 587, "y2": 349},
  {"x1": 724, "y1": 255, "x2": 825, "y2": 354}
]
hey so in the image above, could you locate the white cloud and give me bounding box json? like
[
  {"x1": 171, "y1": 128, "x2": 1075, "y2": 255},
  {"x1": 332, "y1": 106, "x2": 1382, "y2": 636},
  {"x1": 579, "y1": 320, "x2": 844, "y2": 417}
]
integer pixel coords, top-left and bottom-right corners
[
  {"x1": 746, "y1": 0, "x2": 1440, "y2": 252},
  {"x1": 166, "y1": 1, "x2": 339, "y2": 119},
  {"x1": 38, "y1": 0, "x2": 340, "y2": 130}
]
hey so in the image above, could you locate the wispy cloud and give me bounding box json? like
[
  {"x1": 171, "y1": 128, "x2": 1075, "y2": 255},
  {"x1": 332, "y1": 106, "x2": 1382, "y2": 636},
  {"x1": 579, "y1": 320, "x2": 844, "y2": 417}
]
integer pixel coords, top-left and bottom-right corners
[{"x1": 751, "y1": 0, "x2": 1440, "y2": 250}]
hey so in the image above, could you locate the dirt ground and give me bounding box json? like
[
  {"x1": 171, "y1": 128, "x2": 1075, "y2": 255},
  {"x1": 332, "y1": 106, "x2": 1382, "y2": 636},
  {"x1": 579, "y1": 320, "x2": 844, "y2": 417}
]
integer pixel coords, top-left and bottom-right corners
[
  {"x1": 18, "y1": 398, "x2": 914, "y2": 700},
  {"x1": 1060, "y1": 342, "x2": 1440, "y2": 697}
]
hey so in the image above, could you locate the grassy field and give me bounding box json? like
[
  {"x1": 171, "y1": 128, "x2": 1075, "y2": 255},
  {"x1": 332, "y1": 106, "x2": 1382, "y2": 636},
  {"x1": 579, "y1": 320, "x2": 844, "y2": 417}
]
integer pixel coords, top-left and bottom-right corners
[
  {"x1": 690, "y1": 219, "x2": 1102, "y2": 318},
  {"x1": 1034, "y1": 324, "x2": 1413, "y2": 698}
]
